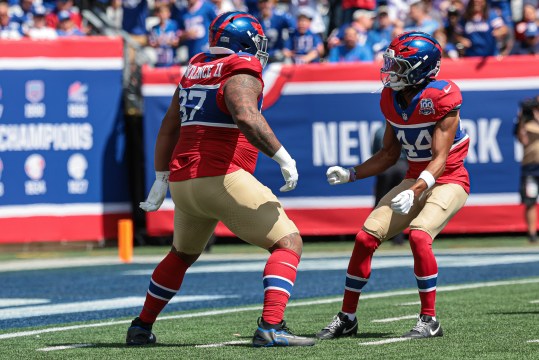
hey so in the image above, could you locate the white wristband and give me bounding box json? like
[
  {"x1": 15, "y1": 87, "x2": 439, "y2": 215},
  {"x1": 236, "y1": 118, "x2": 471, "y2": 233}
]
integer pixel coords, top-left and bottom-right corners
[
  {"x1": 271, "y1": 146, "x2": 293, "y2": 166},
  {"x1": 155, "y1": 171, "x2": 170, "y2": 183},
  {"x1": 418, "y1": 170, "x2": 435, "y2": 189}
]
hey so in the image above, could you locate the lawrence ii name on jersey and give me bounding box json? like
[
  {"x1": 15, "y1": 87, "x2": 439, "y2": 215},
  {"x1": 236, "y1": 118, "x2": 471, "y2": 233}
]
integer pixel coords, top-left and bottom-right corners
[
  {"x1": 169, "y1": 52, "x2": 263, "y2": 182},
  {"x1": 380, "y1": 79, "x2": 470, "y2": 193}
]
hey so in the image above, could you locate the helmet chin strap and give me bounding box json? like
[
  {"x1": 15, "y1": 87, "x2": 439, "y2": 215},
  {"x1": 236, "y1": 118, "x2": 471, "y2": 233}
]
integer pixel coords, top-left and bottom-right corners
[{"x1": 389, "y1": 74, "x2": 408, "y2": 91}]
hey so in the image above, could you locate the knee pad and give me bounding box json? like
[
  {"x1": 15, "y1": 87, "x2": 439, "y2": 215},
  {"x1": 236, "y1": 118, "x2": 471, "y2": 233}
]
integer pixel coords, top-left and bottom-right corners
[
  {"x1": 409, "y1": 230, "x2": 433, "y2": 254},
  {"x1": 355, "y1": 230, "x2": 380, "y2": 253}
]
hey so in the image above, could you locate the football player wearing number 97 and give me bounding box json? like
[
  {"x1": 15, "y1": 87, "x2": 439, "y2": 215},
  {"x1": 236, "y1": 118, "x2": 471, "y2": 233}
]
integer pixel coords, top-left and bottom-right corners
[
  {"x1": 318, "y1": 32, "x2": 470, "y2": 340},
  {"x1": 126, "y1": 11, "x2": 314, "y2": 347}
]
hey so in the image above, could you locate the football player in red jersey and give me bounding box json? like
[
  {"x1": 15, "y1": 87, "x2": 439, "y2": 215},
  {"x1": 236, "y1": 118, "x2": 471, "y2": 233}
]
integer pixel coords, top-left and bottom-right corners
[
  {"x1": 317, "y1": 31, "x2": 470, "y2": 340},
  {"x1": 126, "y1": 11, "x2": 314, "y2": 347}
]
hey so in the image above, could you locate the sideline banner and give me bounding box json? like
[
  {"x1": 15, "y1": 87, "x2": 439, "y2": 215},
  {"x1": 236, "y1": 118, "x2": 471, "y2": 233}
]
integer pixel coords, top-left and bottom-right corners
[
  {"x1": 0, "y1": 38, "x2": 129, "y2": 242},
  {"x1": 142, "y1": 55, "x2": 539, "y2": 236}
]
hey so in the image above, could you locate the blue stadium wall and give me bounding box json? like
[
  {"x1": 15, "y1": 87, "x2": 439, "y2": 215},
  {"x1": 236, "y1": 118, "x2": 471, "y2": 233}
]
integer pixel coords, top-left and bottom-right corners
[{"x1": 142, "y1": 55, "x2": 539, "y2": 237}]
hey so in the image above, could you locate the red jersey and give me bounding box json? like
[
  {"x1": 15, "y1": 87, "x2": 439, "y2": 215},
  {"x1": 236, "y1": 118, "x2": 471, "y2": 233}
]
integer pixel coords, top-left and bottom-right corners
[
  {"x1": 169, "y1": 52, "x2": 264, "y2": 182},
  {"x1": 380, "y1": 80, "x2": 470, "y2": 193}
]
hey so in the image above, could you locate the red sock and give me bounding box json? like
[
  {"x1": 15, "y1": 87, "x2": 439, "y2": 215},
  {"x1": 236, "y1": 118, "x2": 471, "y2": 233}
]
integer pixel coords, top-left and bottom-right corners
[
  {"x1": 262, "y1": 248, "x2": 300, "y2": 324},
  {"x1": 409, "y1": 230, "x2": 438, "y2": 317},
  {"x1": 342, "y1": 230, "x2": 379, "y2": 314},
  {"x1": 139, "y1": 251, "x2": 190, "y2": 324}
]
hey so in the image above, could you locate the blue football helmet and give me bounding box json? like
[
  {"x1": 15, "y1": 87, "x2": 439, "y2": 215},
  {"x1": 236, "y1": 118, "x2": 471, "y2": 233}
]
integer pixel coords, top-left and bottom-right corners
[
  {"x1": 381, "y1": 31, "x2": 442, "y2": 91},
  {"x1": 208, "y1": 11, "x2": 269, "y2": 68}
]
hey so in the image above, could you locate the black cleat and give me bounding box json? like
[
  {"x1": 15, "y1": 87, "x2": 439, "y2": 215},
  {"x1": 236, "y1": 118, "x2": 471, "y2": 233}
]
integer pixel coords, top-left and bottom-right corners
[
  {"x1": 252, "y1": 317, "x2": 315, "y2": 347},
  {"x1": 316, "y1": 312, "x2": 358, "y2": 340},
  {"x1": 126, "y1": 317, "x2": 157, "y2": 346},
  {"x1": 402, "y1": 314, "x2": 443, "y2": 339}
]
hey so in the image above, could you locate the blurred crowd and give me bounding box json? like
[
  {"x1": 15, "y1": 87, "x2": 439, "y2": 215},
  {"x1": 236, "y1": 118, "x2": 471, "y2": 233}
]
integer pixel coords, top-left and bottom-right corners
[{"x1": 1, "y1": 0, "x2": 538, "y2": 66}]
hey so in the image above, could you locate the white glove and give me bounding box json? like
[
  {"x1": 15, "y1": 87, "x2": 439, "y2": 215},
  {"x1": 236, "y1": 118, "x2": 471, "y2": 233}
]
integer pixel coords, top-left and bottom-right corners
[
  {"x1": 390, "y1": 189, "x2": 415, "y2": 215},
  {"x1": 140, "y1": 171, "x2": 169, "y2": 212},
  {"x1": 272, "y1": 147, "x2": 298, "y2": 192},
  {"x1": 326, "y1": 166, "x2": 354, "y2": 185}
]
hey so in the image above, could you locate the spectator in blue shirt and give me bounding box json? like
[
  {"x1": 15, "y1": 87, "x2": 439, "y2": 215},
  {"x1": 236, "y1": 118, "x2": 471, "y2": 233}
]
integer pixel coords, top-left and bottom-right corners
[
  {"x1": 175, "y1": 0, "x2": 218, "y2": 60},
  {"x1": 369, "y1": 6, "x2": 394, "y2": 60},
  {"x1": 149, "y1": 4, "x2": 180, "y2": 67},
  {"x1": 328, "y1": 26, "x2": 374, "y2": 62},
  {"x1": 56, "y1": 10, "x2": 85, "y2": 36},
  {"x1": 513, "y1": 2, "x2": 539, "y2": 55},
  {"x1": 257, "y1": 0, "x2": 296, "y2": 62},
  {"x1": 0, "y1": 2, "x2": 24, "y2": 39},
  {"x1": 9, "y1": 0, "x2": 35, "y2": 26},
  {"x1": 488, "y1": 0, "x2": 512, "y2": 27},
  {"x1": 327, "y1": 9, "x2": 375, "y2": 50},
  {"x1": 122, "y1": 0, "x2": 149, "y2": 45},
  {"x1": 283, "y1": 9, "x2": 324, "y2": 64},
  {"x1": 404, "y1": 0, "x2": 440, "y2": 35},
  {"x1": 456, "y1": 0, "x2": 508, "y2": 57}
]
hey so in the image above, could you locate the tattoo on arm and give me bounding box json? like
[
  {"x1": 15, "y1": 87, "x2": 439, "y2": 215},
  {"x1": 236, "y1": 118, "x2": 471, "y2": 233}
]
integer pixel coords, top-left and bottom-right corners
[{"x1": 224, "y1": 74, "x2": 281, "y2": 157}]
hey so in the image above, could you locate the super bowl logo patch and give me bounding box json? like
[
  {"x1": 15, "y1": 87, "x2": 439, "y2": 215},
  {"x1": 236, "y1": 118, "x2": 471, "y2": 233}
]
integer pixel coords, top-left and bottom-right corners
[{"x1": 419, "y1": 98, "x2": 435, "y2": 115}]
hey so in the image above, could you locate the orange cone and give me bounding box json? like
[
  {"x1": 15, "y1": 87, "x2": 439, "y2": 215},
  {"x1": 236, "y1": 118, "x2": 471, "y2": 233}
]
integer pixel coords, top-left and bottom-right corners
[{"x1": 118, "y1": 219, "x2": 133, "y2": 263}]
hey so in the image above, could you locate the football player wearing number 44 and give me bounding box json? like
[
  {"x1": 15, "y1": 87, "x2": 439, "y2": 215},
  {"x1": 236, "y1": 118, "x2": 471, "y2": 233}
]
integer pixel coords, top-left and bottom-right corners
[
  {"x1": 126, "y1": 11, "x2": 314, "y2": 348},
  {"x1": 319, "y1": 32, "x2": 470, "y2": 340}
]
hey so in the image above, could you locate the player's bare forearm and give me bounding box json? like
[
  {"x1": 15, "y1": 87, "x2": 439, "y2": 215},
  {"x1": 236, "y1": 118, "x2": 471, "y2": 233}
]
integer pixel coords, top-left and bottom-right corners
[
  {"x1": 224, "y1": 73, "x2": 282, "y2": 157},
  {"x1": 154, "y1": 132, "x2": 179, "y2": 171},
  {"x1": 517, "y1": 117, "x2": 529, "y2": 146},
  {"x1": 411, "y1": 110, "x2": 459, "y2": 195},
  {"x1": 352, "y1": 148, "x2": 400, "y2": 180},
  {"x1": 154, "y1": 88, "x2": 181, "y2": 171},
  {"x1": 352, "y1": 125, "x2": 402, "y2": 179}
]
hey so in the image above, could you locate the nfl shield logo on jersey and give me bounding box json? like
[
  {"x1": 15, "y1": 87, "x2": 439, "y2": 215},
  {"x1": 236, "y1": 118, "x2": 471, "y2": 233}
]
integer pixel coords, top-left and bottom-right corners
[{"x1": 419, "y1": 98, "x2": 435, "y2": 115}]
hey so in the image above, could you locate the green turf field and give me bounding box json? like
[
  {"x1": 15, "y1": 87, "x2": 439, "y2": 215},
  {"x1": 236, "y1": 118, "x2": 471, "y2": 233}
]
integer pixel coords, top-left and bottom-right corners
[
  {"x1": 1, "y1": 277, "x2": 538, "y2": 359},
  {"x1": 1, "y1": 236, "x2": 538, "y2": 359}
]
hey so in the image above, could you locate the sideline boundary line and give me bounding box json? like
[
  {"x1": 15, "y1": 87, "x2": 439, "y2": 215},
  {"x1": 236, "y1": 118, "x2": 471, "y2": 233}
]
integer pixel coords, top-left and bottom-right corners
[{"x1": 0, "y1": 277, "x2": 538, "y2": 341}]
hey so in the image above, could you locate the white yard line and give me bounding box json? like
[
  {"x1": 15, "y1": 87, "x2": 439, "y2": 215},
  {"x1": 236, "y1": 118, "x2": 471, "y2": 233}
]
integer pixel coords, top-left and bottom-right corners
[
  {"x1": 37, "y1": 344, "x2": 93, "y2": 352},
  {"x1": 3, "y1": 247, "x2": 539, "y2": 273},
  {"x1": 0, "y1": 299, "x2": 50, "y2": 308},
  {"x1": 123, "y1": 253, "x2": 539, "y2": 276},
  {"x1": 530, "y1": 300, "x2": 539, "y2": 304},
  {"x1": 195, "y1": 340, "x2": 249, "y2": 348},
  {"x1": 0, "y1": 277, "x2": 537, "y2": 341},
  {"x1": 359, "y1": 338, "x2": 411, "y2": 345},
  {"x1": 371, "y1": 315, "x2": 418, "y2": 323},
  {"x1": 395, "y1": 301, "x2": 421, "y2": 306},
  {"x1": 527, "y1": 340, "x2": 539, "y2": 343},
  {"x1": 0, "y1": 295, "x2": 236, "y2": 321}
]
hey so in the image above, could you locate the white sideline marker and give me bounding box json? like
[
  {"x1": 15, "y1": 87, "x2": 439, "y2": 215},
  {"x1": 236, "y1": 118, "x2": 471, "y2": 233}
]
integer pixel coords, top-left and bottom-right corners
[
  {"x1": 359, "y1": 338, "x2": 411, "y2": 345},
  {"x1": 195, "y1": 340, "x2": 249, "y2": 348},
  {"x1": 530, "y1": 300, "x2": 539, "y2": 304},
  {"x1": 0, "y1": 278, "x2": 537, "y2": 342},
  {"x1": 37, "y1": 344, "x2": 93, "y2": 352},
  {"x1": 527, "y1": 340, "x2": 539, "y2": 343},
  {"x1": 372, "y1": 315, "x2": 417, "y2": 323}
]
